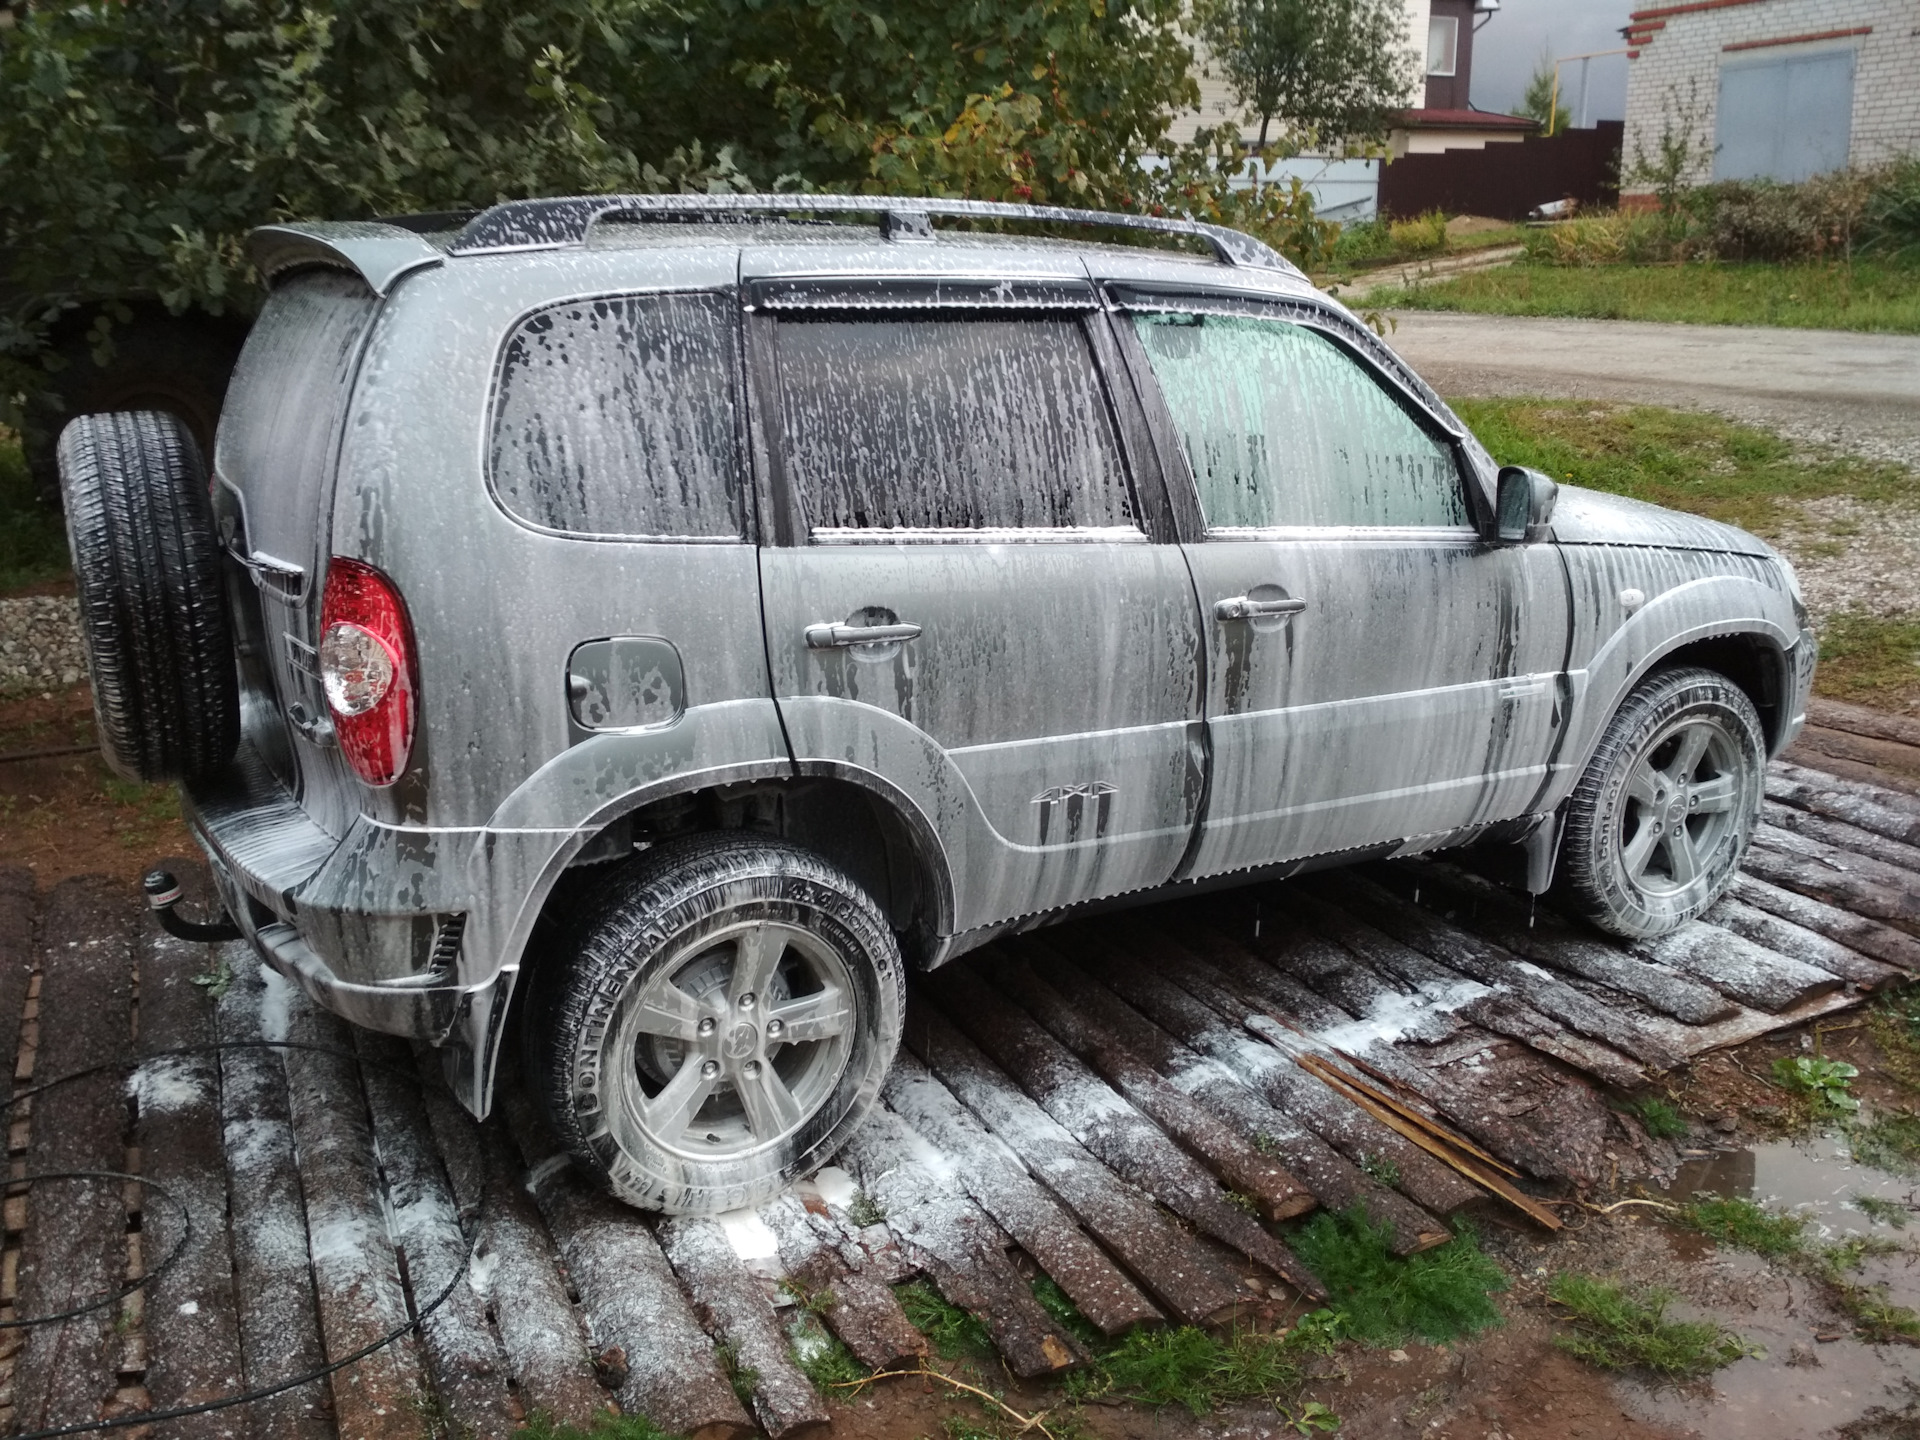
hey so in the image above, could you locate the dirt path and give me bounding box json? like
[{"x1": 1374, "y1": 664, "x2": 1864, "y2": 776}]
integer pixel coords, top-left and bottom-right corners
[{"x1": 1383, "y1": 311, "x2": 1920, "y2": 473}]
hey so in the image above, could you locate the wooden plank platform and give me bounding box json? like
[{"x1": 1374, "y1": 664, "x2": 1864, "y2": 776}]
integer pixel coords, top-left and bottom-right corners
[{"x1": 2, "y1": 734, "x2": 1918, "y2": 1436}]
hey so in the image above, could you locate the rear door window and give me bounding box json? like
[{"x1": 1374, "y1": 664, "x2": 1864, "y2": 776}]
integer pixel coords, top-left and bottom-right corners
[
  {"x1": 490, "y1": 291, "x2": 745, "y2": 538},
  {"x1": 1131, "y1": 310, "x2": 1467, "y2": 530},
  {"x1": 771, "y1": 315, "x2": 1139, "y2": 533}
]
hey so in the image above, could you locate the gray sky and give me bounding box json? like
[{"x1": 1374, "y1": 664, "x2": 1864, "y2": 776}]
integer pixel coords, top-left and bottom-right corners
[{"x1": 1469, "y1": 0, "x2": 1635, "y2": 125}]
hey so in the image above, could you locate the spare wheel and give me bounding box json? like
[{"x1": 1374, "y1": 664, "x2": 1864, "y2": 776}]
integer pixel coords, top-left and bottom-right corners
[{"x1": 57, "y1": 410, "x2": 239, "y2": 784}]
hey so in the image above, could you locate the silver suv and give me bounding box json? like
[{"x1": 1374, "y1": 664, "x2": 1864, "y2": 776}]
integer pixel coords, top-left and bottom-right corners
[{"x1": 57, "y1": 195, "x2": 1815, "y2": 1216}]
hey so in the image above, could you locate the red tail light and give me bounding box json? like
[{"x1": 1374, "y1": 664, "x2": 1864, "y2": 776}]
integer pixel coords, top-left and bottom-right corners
[{"x1": 318, "y1": 557, "x2": 417, "y2": 787}]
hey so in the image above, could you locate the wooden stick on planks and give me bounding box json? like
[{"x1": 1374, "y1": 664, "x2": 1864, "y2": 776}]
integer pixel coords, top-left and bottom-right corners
[{"x1": 1294, "y1": 1054, "x2": 1562, "y2": 1232}]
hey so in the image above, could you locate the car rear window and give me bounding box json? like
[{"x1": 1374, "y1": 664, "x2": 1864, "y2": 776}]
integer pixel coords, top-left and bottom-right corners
[
  {"x1": 772, "y1": 315, "x2": 1137, "y2": 533},
  {"x1": 490, "y1": 291, "x2": 744, "y2": 539}
]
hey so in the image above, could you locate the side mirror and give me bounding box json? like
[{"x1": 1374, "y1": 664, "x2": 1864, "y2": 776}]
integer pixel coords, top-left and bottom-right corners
[{"x1": 1495, "y1": 466, "x2": 1558, "y2": 543}]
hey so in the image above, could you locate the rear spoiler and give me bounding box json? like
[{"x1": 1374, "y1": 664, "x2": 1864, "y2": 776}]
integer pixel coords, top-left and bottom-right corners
[{"x1": 248, "y1": 221, "x2": 445, "y2": 297}]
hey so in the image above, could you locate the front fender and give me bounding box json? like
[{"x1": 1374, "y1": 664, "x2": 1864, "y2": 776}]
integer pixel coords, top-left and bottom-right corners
[{"x1": 1550, "y1": 569, "x2": 1799, "y2": 810}]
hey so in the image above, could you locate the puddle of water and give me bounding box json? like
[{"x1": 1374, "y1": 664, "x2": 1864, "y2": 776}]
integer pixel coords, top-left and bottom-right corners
[{"x1": 1611, "y1": 1128, "x2": 1920, "y2": 1440}]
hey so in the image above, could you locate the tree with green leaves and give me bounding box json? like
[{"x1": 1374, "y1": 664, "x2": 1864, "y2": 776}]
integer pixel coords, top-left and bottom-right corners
[
  {"x1": 1516, "y1": 54, "x2": 1572, "y2": 136},
  {"x1": 1190, "y1": 0, "x2": 1418, "y2": 153}
]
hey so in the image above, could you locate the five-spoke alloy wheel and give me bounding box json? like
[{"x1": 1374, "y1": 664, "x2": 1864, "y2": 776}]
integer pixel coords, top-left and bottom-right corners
[
  {"x1": 1561, "y1": 666, "x2": 1766, "y2": 939},
  {"x1": 530, "y1": 834, "x2": 904, "y2": 1214}
]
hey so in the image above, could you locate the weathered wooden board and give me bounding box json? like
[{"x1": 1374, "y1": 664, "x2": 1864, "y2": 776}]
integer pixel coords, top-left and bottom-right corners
[
  {"x1": 1703, "y1": 895, "x2": 1901, "y2": 991},
  {"x1": 759, "y1": 1192, "x2": 930, "y2": 1369},
  {"x1": 1747, "y1": 827, "x2": 1920, "y2": 935},
  {"x1": 905, "y1": 1003, "x2": 1247, "y2": 1325},
  {"x1": 214, "y1": 955, "x2": 334, "y2": 1440},
  {"x1": 15, "y1": 877, "x2": 135, "y2": 1433},
  {"x1": 1728, "y1": 873, "x2": 1920, "y2": 973},
  {"x1": 879, "y1": 1052, "x2": 1161, "y2": 1336},
  {"x1": 921, "y1": 971, "x2": 1324, "y2": 1298},
  {"x1": 500, "y1": 1087, "x2": 752, "y2": 1440},
  {"x1": 133, "y1": 860, "x2": 247, "y2": 1440}
]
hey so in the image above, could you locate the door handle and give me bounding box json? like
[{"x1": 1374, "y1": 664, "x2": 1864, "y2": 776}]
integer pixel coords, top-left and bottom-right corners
[
  {"x1": 805, "y1": 621, "x2": 923, "y2": 649},
  {"x1": 1214, "y1": 595, "x2": 1307, "y2": 622}
]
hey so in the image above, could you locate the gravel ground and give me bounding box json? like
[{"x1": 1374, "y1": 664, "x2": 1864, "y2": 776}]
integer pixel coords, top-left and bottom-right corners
[
  {"x1": 1772, "y1": 495, "x2": 1920, "y2": 619},
  {"x1": 0, "y1": 595, "x2": 85, "y2": 698}
]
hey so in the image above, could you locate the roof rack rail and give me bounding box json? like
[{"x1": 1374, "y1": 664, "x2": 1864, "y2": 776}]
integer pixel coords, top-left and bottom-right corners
[{"x1": 446, "y1": 193, "x2": 1298, "y2": 274}]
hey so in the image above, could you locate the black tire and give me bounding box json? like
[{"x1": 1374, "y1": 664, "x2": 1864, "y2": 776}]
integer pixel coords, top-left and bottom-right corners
[
  {"x1": 23, "y1": 311, "x2": 244, "y2": 506},
  {"x1": 1561, "y1": 665, "x2": 1766, "y2": 939},
  {"x1": 57, "y1": 411, "x2": 239, "y2": 784},
  {"x1": 529, "y1": 833, "x2": 905, "y2": 1215}
]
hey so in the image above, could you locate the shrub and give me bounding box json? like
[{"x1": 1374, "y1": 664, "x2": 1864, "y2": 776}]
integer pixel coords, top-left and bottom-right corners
[
  {"x1": 1862, "y1": 155, "x2": 1920, "y2": 261},
  {"x1": 1522, "y1": 212, "x2": 1672, "y2": 267},
  {"x1": 1290, "y1": 1205, "x2": 1506, "y2": 1347},
  {"x1": 1388, "y1": 210, "x2": 1450, "y2": 256}
]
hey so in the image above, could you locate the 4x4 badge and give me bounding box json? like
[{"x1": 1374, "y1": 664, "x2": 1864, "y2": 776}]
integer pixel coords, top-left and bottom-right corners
[{"x1": 1033, "y1": 782, "x2": 1117, "y2": 845}]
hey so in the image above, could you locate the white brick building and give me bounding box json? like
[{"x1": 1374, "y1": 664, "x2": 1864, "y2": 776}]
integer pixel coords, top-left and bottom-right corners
[{"x1": 1622, "y1": 0, "x2": 1920, "y2": 195}]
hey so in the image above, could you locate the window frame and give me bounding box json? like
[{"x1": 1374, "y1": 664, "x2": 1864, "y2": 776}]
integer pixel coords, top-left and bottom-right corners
[
  {"x1": 1108, "y1": 287, "x2": 1484, "y2": 542},
  {"x1": 1427, "y1": 15, "x2": 1460, "y2": 77},
  {"x1": 484, "y1": 286, "x2": 755, "y2": 544},
  {"x1": 746, "y1": 280, "x2": 1174, "y2": 546}
]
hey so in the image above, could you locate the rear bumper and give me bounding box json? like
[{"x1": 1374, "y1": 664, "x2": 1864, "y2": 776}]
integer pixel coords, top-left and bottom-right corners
[{"x1": 184, "y1": 741, "x2": 539, "y2": 1113}]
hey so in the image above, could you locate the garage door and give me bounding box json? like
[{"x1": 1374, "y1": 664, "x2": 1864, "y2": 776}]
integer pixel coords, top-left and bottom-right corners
[{"x1": 1715, "y1": 48, "x2": 1854, "y2": 183}]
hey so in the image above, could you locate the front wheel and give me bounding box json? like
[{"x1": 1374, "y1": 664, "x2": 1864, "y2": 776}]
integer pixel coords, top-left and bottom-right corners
[
  {"x1": 529, "y1": 834, "x2": 905, "y2": 1215},
  {"x1": 1561, "y1": 666, "x2": 1766, "y2": 939}
]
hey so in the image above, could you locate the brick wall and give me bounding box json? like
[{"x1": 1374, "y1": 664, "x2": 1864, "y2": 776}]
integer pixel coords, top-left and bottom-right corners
[{"x1": 1621, "y1": 0, "x2": 1920, "y2": 194}]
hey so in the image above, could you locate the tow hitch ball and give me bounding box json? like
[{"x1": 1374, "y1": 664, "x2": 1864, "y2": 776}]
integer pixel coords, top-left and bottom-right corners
[{"x1": 143, "y1": 869, "x2": 245, "y2": 944}]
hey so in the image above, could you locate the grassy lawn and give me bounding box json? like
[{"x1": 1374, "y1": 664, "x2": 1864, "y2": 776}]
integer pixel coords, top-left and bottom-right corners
[
  {"x1": 1317, "y1": 218, "x2": 1528, "y2": 284},
  {"x1": 1371, "y1": 259, "x2": 1920, "y2": 333},
  {"x1": 1457, "y1": 397, "x2": 1920, "y2": 710},
  {"x1": 1, "y1": 428, "x2": 69, "y2": 594}
]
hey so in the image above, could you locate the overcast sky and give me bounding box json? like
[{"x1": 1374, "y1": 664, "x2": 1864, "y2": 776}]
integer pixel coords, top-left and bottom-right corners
[{"x1": 1468, "y1": 0, "x2": 1636, "y2": 125}]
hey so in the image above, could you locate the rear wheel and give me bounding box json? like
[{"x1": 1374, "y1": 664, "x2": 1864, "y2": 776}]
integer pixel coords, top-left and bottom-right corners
[
  {"x1": 530, "y1": 834, "x2": 904, "y2": 1215},
  {"x1": 1561, "y1": 665, "x2": 1765, "y2": 939}
]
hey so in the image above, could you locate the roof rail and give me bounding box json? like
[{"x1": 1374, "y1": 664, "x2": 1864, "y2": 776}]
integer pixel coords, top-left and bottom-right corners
[{"x1": 446, "y1": 193, "x2": 1298, "y2": 274}]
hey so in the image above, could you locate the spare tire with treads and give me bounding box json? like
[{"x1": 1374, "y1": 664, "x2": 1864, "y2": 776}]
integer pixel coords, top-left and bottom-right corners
[{"x1": 58, "y1": 411, "x2": 239, "y2": 783}]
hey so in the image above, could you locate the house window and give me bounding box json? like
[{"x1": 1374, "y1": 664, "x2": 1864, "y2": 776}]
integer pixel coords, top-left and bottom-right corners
[{"x1": 1427, "y1": 16, "x2": 1459, "y2": 77}]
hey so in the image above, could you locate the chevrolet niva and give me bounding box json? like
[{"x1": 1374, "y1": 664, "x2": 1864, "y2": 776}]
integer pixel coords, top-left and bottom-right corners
[{"x1": 57, "y1": 195, "x2": 1814, "y2": 1215}]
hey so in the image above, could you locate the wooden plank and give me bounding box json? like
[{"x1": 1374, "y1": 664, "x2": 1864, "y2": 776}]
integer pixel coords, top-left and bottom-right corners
[
  {"x1": 1729, "y1": 873, "x2": 1920, "y2": 973},
  {"x1": 1770, "y1": 762, "x2": 1920, "y2": 846},
  {"x1": 1400, "y1": 862, "x2": 1738, "y2": 1025},
  {"x1": 879, "y1": 1052, "x2": 1161, "y2": 1337},
  {"x1": 1079, "y1": 933, "x2": 1481, "y2": 1220},
  {"x1": 132, "y1": 860, "x2": 246, "y2": 1436},
  {"x1": 15, "y1": 876, "x2": 134, "y2": 1432},
  {"x1": 1028, "y1": 942, "x2": 1448, "y2": 1255},
  {"x1": 213, "y1": 954, "x2": 333, "y2": 1440},
  {"x1": 357, "y1": 1033, "x2": 516, "y2": 1439},
  {"x1": 1774, "y1": 759, "x2": 1920, "y2": 830},
  {"x1": 1786, "y1": 728, "x2": 1920, "y2": 788},
  {"x1": 759, "y1": 1193, "x2": 930, "y2": 1369},
  {"x1": 1144, "y1": 918, "x2": 1357, "y2": 1034},
  {"x1": 838, "y1": 1105, "x2": 1084, "y2": 1378},
  {"x1": 1763, "y1": 799, "x2": 1920, "y2": 877},
  {"x1": 1746, "y1": 827, "x2": 1920, "y2": 935},
  {"x1": 279, "y1": 991, "x2": 430, "y2": 1438},
  {"x1": 919, "y1": 971, "x2": 1324, "y2": 1301},
  {"x1": 1632, "y1": 921, "x2": 1843, "y2": 1015},
  {"x1": 1807, "y1": 697, "x2": 1920, "y2": 751},
  {"x1": 1323, "y1": 870, "x2": 1684, "y2": 1071},
  {"x1": 0, "y1": 868, "x2": 33, "y2": 1109},
  {"x1": 1704, "y1": 895, "x2": 1901, "y2": 991},
  {"x1": 1186, "y1": 924, "x2": 1615, "y2": 1187},
  {"x1": 500, "y1": 1084, "x2": 752, "y2": 1440},
  {"x1": 1778, "y1": 744, "x2": 1920, "y2": 797},
  {"x1": 1630, "y1": 987, "x2": 1863, "y2": 1060},
  {"x1": 410, "y1": 1071, "x2": 609, "y2": 1430},
  {"x1": 658, "y1": 1217, "x2": 830, "y2": 1439},
  {"x1": 988, "y1": 948, "x2": 1315, "y2": 1222},
  {"x1": 904, "y1": 1003, "x2": 1247, "y2": 1325}
]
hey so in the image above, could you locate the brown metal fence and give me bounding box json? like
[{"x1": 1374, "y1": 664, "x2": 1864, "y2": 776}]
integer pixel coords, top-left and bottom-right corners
[{"x1": 1379, "y1": 120, "x2": 1623, "y2": 221}]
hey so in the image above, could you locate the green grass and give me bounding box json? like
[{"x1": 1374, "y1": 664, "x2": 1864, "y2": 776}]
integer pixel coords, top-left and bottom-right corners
[
  {"x1": 894, "y1": 1280, "x2": 994, "y2": 1364},
  {"x1": 1849, "y1": 1110, "x2": 1920, "y2": 1177},
  {"x1": 788, "y1": 1311, "x2": 867, "y2": 1394},
  {"x1": 1676, "y1": 1195, "x2": 1808, "y2": 1257},
  {"x1": 0, "y1": 427, "x2": 69, "y2": 595},
  {"x1": 517, "y1": 1414, "x2": 678, "y2": 1440},
  {"x1": 1069, "y1": 1320, "x2": 1337, "y2": 1416},
  {"x1": 1288, "y1": 1205, "x2": 1506, "y2": 1348},
  {"x1": 1031, "y1": 1276, "x2": 1103, "y2": 1350},
  {"x1": 1452, "y1": 396, "x2": 1919, "y2": 542},
  {"x1": 1853, "y1": 1195, "x2": 1912, "y2": 1229},
  {"x1": 1548, "y1": 1273, "x2": 1756, "y2": 1378},
  {"x1": 1626, "y1": 1097, "x2": 1689, "y2": 1140},
  {"x1": 1816, "y1": 613, "x2": 1920, "y2": 712},
  {"x1": 1370, "y1": 258, "x2": 1920, "y2": 333},
  {"x1": 1322, "y1": 217, "x2": 1527, "y2": 280}
]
